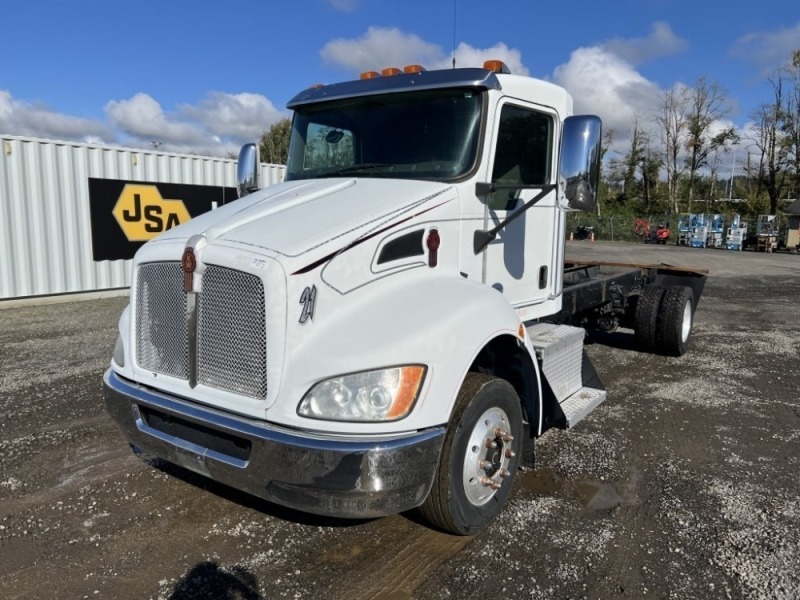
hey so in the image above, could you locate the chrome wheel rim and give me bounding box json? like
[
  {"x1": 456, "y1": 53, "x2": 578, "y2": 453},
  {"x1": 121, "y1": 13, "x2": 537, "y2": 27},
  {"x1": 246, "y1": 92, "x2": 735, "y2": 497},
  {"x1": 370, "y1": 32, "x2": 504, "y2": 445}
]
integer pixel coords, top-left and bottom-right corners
[
  {"x1": 681, "y1": 300, "x2": 692, "y2": 344},
  {"x1": 462, "y1": 407, "x2": 514, "y2": 506}
]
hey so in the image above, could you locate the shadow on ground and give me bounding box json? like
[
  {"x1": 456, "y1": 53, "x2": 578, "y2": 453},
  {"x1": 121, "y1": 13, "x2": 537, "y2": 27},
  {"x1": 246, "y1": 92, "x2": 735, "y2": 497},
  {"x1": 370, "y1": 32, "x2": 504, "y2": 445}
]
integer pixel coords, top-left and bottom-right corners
[{"x1": 169, "y1": 561, "x2": 262, "y2": 600}]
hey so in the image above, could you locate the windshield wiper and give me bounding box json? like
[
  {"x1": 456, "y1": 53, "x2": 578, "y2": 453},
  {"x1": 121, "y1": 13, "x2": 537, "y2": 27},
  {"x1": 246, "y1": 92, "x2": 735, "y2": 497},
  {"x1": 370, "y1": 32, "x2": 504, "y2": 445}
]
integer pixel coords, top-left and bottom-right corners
[{"x1": 320, "y1": 163, "x2": 396, "y2": 176}]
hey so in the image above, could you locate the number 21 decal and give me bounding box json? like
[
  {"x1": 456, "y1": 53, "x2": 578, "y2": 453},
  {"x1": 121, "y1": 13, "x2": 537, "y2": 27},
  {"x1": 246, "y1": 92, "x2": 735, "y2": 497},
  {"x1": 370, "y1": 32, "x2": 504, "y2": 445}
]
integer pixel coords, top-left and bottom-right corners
[{"x1": 299, "y1": 285, "x2": 317, "y2": 324}]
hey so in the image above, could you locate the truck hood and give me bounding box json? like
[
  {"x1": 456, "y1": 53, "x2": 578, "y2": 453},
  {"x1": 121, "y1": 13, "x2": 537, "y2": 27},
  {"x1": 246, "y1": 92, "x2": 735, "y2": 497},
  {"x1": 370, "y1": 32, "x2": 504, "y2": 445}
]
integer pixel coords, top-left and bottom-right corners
[{"x1": 156, "y1": 177, "x2": 453, "y2": 260}]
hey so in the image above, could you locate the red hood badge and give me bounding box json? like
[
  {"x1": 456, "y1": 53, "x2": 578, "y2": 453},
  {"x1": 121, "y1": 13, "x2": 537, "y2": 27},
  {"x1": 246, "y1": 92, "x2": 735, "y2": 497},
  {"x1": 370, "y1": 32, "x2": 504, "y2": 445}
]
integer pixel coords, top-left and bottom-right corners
[{"x1": 182, "y1": 248, "x2": 196, "y2": 292}]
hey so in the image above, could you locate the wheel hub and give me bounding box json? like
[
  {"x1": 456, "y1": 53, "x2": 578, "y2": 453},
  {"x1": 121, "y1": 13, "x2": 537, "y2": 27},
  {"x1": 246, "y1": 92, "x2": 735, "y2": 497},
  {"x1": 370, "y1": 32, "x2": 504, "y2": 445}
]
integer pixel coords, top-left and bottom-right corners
[{"x1": 463, "y1": 407, "x2": 515, "y2": 505}]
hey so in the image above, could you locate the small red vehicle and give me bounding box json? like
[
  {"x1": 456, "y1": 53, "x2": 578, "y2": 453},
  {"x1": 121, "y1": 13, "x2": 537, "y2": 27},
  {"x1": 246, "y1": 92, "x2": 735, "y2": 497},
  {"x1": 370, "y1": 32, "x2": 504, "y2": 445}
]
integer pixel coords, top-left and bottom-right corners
[{"x1": 634, "y1": 218, "x2": 670, "y2": 244}]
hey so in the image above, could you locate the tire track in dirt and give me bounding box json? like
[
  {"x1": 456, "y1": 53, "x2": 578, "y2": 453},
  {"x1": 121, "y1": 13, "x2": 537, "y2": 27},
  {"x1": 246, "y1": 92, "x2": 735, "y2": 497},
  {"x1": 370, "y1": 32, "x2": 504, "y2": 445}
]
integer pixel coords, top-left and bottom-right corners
[{"x1": 323, "y1": 515, "x2": 474, "y2": 600}]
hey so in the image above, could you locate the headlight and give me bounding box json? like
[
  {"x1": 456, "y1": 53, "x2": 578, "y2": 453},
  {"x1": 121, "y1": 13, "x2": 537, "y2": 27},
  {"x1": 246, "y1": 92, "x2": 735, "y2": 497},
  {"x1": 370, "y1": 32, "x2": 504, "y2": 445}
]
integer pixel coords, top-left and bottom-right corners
[
  {"x1": 113, "y1": 335, "x2": 125, "y2": 368},
  {"x1": 298, "y1": 366, "x2": 426, "y2": 422}
]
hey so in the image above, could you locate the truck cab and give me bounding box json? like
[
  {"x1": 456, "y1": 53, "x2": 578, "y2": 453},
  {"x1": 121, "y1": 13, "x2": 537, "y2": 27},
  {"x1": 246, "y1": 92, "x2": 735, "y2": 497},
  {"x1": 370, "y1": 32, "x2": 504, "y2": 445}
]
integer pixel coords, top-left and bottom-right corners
[{"x1": 105, "y1": 61, "x2": 672, "y2": 535}]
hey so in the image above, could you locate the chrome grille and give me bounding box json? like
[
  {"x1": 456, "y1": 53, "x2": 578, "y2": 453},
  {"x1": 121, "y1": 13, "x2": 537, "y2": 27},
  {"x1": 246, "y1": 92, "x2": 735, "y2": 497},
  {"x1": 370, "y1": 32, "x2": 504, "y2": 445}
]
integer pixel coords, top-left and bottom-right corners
[
  {"x1": 197, "y1": 265, "x2": 267, "y2": 399},
  {"x1": 136, "y1": 262, "x2": 188, "y2": 379}
]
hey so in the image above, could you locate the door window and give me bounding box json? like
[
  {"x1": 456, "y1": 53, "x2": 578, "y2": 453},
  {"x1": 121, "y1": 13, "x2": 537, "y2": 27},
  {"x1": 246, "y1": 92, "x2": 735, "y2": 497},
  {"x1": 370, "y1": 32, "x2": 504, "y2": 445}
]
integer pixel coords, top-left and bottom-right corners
[{"x1": 490, "y1": 105, "x2": 552, "y2": 210}]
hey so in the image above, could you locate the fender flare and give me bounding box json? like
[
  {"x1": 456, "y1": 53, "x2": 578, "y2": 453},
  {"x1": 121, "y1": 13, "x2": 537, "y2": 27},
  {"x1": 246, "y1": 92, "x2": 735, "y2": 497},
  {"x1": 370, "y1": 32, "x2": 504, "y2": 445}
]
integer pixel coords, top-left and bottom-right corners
[{"x1": 274, "y1": 274, "x2": 542, "y2": 434}]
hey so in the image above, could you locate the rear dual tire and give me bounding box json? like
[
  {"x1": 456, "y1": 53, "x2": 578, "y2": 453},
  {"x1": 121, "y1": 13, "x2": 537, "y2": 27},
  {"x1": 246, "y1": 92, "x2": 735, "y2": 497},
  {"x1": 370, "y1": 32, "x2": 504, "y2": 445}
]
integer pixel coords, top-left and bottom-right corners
[
  {"x1": 657, "y1": 286, "x2": 694, "y2": 356},
  {"x1": 634, "y1": 285, "x2": 694, "y2": 356},
  {"x1": 634, "y1": 285, "x2": 665, "y2": 353}
]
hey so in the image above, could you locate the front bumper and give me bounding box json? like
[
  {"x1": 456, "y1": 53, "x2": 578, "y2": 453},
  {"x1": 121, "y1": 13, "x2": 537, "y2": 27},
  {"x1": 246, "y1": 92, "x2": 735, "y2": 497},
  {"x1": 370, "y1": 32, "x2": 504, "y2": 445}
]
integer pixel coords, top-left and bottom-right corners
[{"x1": 103, "y1": 369, "x2": 445, "y2": 518}]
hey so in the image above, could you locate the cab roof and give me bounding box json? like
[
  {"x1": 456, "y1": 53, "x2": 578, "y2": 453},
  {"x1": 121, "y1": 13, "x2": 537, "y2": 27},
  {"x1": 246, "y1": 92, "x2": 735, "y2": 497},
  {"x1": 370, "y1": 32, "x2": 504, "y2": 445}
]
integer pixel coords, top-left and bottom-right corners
[
  {"x1": 286, "y1": 66, "x2": 572, "y2": 117},
  {"x1": 287, "y1": 67, "x2": 502, "y2": 109}
]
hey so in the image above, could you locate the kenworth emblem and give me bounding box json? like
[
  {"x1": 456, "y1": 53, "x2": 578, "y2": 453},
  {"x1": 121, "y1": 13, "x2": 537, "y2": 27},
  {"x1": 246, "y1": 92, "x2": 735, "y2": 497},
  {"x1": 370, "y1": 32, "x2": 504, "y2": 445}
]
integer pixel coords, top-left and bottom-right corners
[
  {"x1": 181, "y1": 247, "x2": 196, "y2": 292},
  {"x1": 299, "y1": 285, "x2": 317, "y2": 324}
]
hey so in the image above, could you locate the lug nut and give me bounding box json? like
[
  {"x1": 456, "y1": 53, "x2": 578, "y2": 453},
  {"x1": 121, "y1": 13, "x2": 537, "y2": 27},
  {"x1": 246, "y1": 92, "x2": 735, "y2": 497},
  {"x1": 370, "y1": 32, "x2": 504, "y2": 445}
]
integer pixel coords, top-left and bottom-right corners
[
  {"x1": 498, "y1": 468, "x2": 509, "y2": 478},
  {"x1": 485, "y1": 439, "x2": 497, "y2": 449},
  {"x1": 494, "y1": 427, "x2": 514, "y2": 443},
  {"x1": 479, "y1": 459, "x2": 492, "y2": 470},
  {"x1": 505, "y1": 449, "x2": 516, "y2": 459},
  {"x1": 481, "y1": 476, "x2": 501, "y2": 490}
]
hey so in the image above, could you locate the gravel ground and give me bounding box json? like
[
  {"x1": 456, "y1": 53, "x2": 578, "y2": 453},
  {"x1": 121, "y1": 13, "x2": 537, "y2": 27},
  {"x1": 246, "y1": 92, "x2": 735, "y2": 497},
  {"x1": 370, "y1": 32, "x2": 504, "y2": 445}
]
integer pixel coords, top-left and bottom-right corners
[{"x1": 1, "y1": 241, "x2": 798, "y2": 600}]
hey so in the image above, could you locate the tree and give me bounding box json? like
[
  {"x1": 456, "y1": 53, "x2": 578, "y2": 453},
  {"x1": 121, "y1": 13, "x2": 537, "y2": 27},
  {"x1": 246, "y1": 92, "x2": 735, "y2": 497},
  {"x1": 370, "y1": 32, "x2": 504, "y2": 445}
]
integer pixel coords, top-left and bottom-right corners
[
  {"x1": 655, "y1": 87, "x2": 689, "y2": 214},
  {"x1": 748, "y1": 74, "x2": 791, "y2": 214},
  {"x1": 622, "y1": 117, "x2": 646, "y2": 203},
  {"x1": 785, "y1": 49, "x2": 800, "y2": 201},
  {"x1": 683, "y1": 77, "x2": 738, "y2": 210},
  {"x1": 639, "y1": 140, "x2": 663, "y2": 210},
  {"x1": 596, "y1": 127, "x2": 615, "y2": 217},
  {"x1": 259, "y1": 118, "x2": 292, "y2": 165}
]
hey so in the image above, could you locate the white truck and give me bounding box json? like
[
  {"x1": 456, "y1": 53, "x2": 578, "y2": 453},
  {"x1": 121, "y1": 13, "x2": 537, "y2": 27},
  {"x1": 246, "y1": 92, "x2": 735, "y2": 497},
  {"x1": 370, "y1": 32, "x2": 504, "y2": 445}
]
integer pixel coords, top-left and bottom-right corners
[{"x1": 104, "y1": 60, "x2": 705, "y2": 535}]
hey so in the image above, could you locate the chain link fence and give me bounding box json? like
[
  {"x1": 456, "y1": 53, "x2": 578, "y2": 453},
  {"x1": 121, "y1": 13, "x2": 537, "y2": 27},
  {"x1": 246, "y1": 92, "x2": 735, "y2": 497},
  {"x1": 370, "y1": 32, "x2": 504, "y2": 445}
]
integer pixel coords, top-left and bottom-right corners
[{"x1": 566, "y1": 213, "x2": 675, "y2": 243}]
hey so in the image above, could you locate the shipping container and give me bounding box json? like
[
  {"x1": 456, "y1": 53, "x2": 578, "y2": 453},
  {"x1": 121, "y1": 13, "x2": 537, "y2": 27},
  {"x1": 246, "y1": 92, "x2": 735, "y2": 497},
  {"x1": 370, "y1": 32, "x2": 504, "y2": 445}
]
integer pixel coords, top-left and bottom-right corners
[{"x1": 0, "y1": 135, "x2": 285, "y2": 300}]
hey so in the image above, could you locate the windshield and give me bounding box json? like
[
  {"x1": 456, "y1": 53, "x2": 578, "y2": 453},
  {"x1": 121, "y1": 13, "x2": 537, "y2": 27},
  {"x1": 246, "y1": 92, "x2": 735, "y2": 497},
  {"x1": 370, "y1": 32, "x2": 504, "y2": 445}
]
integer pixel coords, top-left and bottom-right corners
[{"x1": 285, "y1": 88, "x2": 484, "y2": 181}]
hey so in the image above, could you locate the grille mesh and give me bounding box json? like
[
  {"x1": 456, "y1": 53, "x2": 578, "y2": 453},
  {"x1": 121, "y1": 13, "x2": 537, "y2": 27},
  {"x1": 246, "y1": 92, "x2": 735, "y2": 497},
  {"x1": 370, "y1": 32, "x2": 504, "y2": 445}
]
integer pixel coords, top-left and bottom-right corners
[
  {"x1": 197, "y1": 265, "x2": 267, "y2": 399},
  {"x1": 136, "y1": 262, "x2": 189, "y2": 379}
]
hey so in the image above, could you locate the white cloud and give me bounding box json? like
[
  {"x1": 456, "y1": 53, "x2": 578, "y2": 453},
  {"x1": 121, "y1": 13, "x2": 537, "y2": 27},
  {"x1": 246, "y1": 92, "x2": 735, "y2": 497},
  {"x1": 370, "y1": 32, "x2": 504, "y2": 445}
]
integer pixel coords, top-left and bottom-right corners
[
  {"x1": 105, "y1": 93, "x2": 205, "y2": 146},
  {"x1": 0, "y1": 88, "x2": 286, "y2": 157},
  {"x1": 439, "y1": 42, "x2": 530, "y2": 76},
  {"x1": 179, "y1": 92, "x2": 284, "y2": 141},
  {"x1": 321, "y1": 27, "x2": 530, "y2": 76},
  {"x1": 601, "y1": 21, "x2": 689, "y2": 66},
  {"x1": 0, "y1": 90, "x2": 113, "y2": 143},
  {"x1": 104, "y1": 91, "x2": 287, "y2": 156},
  {"x1": 553, "y1": 46, "x2": 662, "y2": 146},
  {"x1": 321, "y1": 27, "x2": 443, "y2": 72},
  {"x1": 730, "y1": 21, "x2": 800, "y2": 72}
]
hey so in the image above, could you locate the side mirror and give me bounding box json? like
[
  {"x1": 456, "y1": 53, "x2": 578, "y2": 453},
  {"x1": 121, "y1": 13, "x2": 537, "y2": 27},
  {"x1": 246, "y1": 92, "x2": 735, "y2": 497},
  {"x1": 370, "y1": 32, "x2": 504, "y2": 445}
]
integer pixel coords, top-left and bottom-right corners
[
  {"x1": 559, "y1": 115, "x2": 602, "y2": 211},
  {"x1": 237, "y1": 143, "x2": 260, "y2": 198}
]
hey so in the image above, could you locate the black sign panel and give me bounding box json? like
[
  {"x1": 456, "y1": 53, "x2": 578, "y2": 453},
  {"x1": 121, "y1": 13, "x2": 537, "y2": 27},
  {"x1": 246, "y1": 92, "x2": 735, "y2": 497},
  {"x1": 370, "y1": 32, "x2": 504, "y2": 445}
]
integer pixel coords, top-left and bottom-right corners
[{"x1": 88, "y1": 178, "x2": 238, "y2": 261}]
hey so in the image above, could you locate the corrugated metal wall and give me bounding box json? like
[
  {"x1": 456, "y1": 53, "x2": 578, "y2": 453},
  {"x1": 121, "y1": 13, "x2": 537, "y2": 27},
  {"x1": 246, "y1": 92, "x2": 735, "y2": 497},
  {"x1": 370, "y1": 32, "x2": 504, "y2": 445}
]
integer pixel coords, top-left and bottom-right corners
[{"x1": 0, "y1": 135, "x2": 285, "y2": 300}]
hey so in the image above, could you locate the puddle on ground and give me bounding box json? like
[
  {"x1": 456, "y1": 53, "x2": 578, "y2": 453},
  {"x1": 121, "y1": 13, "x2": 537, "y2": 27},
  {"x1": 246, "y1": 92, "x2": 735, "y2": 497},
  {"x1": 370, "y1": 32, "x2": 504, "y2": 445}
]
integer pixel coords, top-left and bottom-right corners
[
  {"x1": 517, "y1": 469, "x2": 641, "y2": 511},
  {"x1": 572, "y1": 481, "x2": 623, "y2": 511},
  {"x1": 518, "y1": 467, "x2": 563, "y2": 494},
  {"x1": 518, "y1": 467, "x2": 637, "y2": 511}
]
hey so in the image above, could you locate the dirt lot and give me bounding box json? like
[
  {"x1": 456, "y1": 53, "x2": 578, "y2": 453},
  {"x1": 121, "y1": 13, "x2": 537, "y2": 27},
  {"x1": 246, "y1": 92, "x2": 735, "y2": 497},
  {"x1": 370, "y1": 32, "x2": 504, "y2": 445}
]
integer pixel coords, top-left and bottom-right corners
[{"x1": 1, "y1": 241, "x2": 799, "y2": 600}]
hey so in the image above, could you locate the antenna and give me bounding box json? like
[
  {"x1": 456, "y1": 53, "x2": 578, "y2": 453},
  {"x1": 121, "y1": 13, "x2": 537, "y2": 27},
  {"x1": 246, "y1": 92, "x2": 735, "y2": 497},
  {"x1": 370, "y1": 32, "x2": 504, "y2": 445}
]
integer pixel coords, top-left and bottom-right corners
[{"x1": 452, "y1": 0, "x2": 457, "y2": 68}]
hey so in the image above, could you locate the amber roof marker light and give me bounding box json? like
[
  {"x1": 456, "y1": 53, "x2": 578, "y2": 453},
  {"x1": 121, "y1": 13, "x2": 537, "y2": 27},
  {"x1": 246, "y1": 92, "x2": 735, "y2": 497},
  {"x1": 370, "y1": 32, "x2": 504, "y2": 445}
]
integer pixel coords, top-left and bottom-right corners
[
  {"x1": 403, "y1": 64, "x2": 426, "y2": 74},
  {"x1": 360, "y1": 71, "x2": 381, "y2": 80},
  {"x1": 483, "y1": 60, "x2": 510, "y2": 74},
  {"x1": 381, "y1": 67, "x2": 402, "y2": 76}
]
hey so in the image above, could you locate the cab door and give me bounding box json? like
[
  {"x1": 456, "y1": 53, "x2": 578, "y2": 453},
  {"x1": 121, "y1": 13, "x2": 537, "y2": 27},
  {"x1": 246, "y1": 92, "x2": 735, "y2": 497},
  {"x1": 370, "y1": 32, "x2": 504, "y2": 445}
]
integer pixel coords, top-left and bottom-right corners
[{"x1": 481, "y1": 101, "x2": 558, "y2": 310}]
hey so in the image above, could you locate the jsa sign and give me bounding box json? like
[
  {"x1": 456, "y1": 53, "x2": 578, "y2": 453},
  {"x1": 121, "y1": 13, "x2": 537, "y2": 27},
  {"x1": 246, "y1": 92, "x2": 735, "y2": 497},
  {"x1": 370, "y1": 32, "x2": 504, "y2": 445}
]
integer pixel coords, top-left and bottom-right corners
[
  {"x1": 89, "y1": 178, "x2": 238, "y2": 261},
  {"x1": 112, "y1": 184, "x2": 191, "y2": 242}
]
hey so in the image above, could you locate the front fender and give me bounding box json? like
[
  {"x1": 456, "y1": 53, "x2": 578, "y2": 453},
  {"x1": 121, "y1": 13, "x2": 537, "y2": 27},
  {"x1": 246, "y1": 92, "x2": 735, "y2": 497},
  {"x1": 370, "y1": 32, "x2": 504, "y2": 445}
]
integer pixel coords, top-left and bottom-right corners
[{"x1": 267, "y1": 273, "x2": 532, "y2": 435}]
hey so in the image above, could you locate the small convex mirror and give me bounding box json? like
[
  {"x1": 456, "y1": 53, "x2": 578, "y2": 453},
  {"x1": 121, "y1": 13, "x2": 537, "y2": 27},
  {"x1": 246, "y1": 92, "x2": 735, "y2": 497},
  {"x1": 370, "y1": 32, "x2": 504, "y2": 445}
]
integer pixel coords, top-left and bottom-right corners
[{"x1": 237, "y1": 143, "x2": 260, "y2": 198}]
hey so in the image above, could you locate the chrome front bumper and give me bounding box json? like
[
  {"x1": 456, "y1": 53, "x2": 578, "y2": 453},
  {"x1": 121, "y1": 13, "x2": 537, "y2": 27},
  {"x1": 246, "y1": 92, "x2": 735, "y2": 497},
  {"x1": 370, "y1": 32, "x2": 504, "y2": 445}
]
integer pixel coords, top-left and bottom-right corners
[{"x1": 103, "y1": 369, "x2": 445, "y2": 518}]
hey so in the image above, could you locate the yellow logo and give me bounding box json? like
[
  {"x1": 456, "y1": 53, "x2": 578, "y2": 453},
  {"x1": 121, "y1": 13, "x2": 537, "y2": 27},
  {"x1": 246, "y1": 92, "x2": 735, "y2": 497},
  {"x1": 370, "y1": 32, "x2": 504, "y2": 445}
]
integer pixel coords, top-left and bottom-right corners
[{"x1": 112, "y1": 184, "x2": 191, "y2": 242}]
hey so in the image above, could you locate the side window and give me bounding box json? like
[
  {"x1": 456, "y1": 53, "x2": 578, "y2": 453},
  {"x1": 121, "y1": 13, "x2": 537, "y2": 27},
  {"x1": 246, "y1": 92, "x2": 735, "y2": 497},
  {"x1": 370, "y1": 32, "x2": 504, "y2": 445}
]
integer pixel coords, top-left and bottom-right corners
[
  {"x1": 489, "y1": 105, "x2": 552, "y2": 210},
  {"x1": 303, "y1": 123, "x2": 355, "y2": 171}
]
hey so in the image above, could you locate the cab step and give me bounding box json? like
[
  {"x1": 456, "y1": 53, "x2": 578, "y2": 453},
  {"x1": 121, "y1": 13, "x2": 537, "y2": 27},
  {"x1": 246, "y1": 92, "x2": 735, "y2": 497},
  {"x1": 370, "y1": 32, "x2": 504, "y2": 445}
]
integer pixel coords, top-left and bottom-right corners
[
  {"x1": 526, "y1": 323, "x2": 606, "y2": 429},
  {"x1": 526, "y1": 323, "x2": 585, "y2": 402},
  {"x1": 560, "y1": 386, "x2": 607, "y2": 428}
]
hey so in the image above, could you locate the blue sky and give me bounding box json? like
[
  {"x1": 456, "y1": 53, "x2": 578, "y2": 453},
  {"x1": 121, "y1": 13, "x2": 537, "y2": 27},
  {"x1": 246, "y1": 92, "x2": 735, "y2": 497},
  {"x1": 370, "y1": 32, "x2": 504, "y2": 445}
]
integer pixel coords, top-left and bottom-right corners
[{"x1": 2, "y1": 0, "x2": 798, "y2": 167}]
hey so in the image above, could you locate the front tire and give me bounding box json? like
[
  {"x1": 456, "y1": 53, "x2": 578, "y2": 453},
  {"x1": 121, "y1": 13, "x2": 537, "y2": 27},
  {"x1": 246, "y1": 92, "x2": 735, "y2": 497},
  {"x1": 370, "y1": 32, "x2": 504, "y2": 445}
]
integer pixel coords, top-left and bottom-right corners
[{"x1": 419, "y1": 373, "x2": 523, "y2": 535}]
